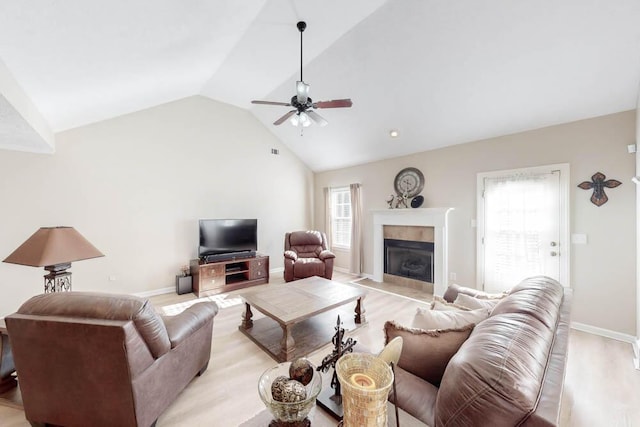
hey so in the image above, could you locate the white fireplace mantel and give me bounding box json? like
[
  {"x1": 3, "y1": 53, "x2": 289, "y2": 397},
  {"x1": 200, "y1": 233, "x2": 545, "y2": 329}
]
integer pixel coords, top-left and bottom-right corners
[{"x1": 371, "y1": 207, "x2": 454, "y2": 296}]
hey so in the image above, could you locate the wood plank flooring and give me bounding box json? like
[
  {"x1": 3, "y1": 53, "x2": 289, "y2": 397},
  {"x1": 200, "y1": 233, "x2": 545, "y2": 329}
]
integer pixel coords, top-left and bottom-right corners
[{"x1": 0, "y1": 271, "x2": 638, "y2": 426}]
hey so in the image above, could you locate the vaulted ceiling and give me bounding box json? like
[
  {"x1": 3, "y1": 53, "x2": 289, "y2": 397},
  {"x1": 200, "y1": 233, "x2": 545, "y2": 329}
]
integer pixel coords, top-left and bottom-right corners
[{"x1": 1, "y1": 1, "x2": 639, "y2": 171}]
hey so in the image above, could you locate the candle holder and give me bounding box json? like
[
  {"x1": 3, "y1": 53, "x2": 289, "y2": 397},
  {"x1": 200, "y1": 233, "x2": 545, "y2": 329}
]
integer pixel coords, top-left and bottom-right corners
[
  {"x1": 336, "y1": 353, "x2": 394, "y2": 427},
  {"x1": 316, "y1": 315, "x2": 357, "y2": 419}
]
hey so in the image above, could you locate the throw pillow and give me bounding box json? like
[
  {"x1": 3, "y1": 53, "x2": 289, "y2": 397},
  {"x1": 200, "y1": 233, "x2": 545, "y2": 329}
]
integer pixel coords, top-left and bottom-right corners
[
  {"x1": 453, "y1": 293, "x2": 501, "y2": 312},
  {"x1": 412, "y1": 305, "x2": 489, "y2": 330},
  {"x1": 430, "y1": 295, "x2": 472, "y2": 311},
  {"x1": 384, "y1": 321, "x2": 474, "y2": 387}
]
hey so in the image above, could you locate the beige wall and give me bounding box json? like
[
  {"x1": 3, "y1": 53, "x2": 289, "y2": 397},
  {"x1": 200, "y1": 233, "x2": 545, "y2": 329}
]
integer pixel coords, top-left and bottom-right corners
[
  {"x1": 315, "y1": 111, "x2": 637, "y2": 335},
  {"x1": 0, "y1": 96, "x2": 313, "y2": 316}
]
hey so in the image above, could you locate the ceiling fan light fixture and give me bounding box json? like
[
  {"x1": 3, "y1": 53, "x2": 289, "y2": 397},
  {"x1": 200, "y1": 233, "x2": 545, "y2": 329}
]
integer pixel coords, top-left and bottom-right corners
[
  {"x1": 290, "y1": 112, "x2": 311, "y2": 128},
  {"x1": 300, "y1": 112, "x2": 311, "y2": 127}
]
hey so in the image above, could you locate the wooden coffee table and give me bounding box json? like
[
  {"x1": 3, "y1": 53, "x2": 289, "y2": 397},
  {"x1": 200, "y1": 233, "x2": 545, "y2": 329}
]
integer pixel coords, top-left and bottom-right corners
[{"x1": 238, "y1": 276, "x2": 367, "y2": 362}]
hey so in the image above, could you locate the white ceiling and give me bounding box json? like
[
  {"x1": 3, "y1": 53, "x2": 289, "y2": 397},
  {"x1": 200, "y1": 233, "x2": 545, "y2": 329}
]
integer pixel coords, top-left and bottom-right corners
[{"x1": 0, "y1": 0, "x2": 639, "y2": 171}]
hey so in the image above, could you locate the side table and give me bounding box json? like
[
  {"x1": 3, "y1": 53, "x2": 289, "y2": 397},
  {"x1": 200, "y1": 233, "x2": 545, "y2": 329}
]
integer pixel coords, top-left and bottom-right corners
[{"x1": 0, "y1": 319, "x2": 17, "y2": 393}]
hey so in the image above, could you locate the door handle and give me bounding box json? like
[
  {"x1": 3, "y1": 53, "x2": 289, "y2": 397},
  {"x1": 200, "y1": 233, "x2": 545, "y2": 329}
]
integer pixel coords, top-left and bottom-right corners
[
  {"x1": 550, "y1": 241, "x2": 557, "y2": 247},
  {"x1": 550, "y1": 251, "x2": 558, "y2": 257}
]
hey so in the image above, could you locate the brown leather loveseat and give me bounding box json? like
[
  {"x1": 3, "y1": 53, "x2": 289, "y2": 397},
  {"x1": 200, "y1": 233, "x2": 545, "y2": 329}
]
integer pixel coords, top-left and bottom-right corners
[
  {"x1": 6, "y1": 292, "x2": 218, "y2": 427},
  {"x1": 390, "y1": 276, "x2": 572, "y2": 426},
  {"x1": 284, "y1": 230, "x2": 335, "y2": 282}
]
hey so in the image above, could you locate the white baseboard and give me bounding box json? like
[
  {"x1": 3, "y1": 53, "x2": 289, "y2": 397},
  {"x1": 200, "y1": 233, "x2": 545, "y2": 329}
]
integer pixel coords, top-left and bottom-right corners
[
  {"x1": 633, "y1": 338, "x2": 640, "y2": 370},
  {"x1": 570, "y1": 322, "x2": 636, "y2": 343},
  {"x1": 134, "y1": 287, "x2": 174, "y2": 298}
]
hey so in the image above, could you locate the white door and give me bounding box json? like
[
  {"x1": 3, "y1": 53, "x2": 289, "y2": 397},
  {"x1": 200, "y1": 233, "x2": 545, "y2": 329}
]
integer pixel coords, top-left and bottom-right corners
[{"x1": 477, "y1": 164, "x2": 569, "y2": 293}]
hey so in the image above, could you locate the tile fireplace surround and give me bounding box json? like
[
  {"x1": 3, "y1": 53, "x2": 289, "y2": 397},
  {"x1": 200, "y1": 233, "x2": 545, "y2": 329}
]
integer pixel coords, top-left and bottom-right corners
[{"x1": 372, "y1": 207, "x2": 453, "y2": 296}]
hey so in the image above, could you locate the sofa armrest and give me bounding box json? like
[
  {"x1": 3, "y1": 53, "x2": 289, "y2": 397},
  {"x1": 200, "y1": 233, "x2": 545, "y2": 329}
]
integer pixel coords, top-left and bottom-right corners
[
  {"x1": 284, "y1": 250, "x2": 298, "y2": 261},
  {"x1": 162, "y1": 302, "x2": 218, "y2": 348},
  {"x1": 319, "y1": 250, "x2": 335, "y2": 260}
]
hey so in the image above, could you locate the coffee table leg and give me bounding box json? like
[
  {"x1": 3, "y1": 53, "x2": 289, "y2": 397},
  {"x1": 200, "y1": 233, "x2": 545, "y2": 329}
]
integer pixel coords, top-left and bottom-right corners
[
  {"x1": 354, "y1": 297, "x2": 366, "y2": 324},
  {"x1": 280, "y1": 324, "x2": 295, "y2": 361},
  {"x1": 241, "y1": 303, "x2": 253, "y2": 329}
]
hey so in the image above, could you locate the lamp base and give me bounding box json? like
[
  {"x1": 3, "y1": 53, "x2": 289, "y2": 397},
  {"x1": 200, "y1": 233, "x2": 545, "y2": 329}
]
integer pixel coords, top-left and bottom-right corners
[{"x1": 44, "y1": 263, "x2": 72, "y2": 292}]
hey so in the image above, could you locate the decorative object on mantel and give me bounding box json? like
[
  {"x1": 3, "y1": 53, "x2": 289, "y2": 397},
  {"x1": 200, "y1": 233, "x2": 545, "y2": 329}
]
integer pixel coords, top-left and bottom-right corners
[
  {"x1": 3, "y1": 226, "x2": 104, "y2": 293},
  {"x1": 386, "y1": 194, "x2": 395, "y2": 209},
  {"x1": 394, "y1": 167, "x2": 424, "y2": 198},
  {"x1": 387, "y1": 167, "x2": 425, "y2": 209},
  {"x1": 316, "y1": 315, "x2": 357, "y2": 419},
  {"x1": 411, "y1": 195, "x2": 424, "y2": 208},
  {"x1": 577, "y1": 172, "x2": 622, "y2": 206}
]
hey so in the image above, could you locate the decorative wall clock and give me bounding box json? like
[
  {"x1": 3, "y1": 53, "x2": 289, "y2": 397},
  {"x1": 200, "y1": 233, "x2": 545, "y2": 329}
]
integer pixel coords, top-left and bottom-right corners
[{"x1": 394, "y1": 167, "x2": 424, "y2": 198}]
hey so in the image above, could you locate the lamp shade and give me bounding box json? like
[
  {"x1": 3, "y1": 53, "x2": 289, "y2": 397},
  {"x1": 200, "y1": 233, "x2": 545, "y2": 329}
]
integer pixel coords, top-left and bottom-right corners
[{"x1": 3, "y1": 227, "x2": 104, "y2": 267}]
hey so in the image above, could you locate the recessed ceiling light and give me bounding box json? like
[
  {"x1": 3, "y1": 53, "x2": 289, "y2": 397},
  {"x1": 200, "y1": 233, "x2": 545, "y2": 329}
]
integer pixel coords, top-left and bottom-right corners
[{"x1": 389, "y1": 130, "x2": 399, "y2": 138}]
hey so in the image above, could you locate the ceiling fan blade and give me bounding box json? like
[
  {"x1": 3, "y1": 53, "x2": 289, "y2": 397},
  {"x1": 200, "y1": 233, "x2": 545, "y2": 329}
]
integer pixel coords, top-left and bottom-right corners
[
  {"x1": 274, "y1": 110, "x2": 297, "y2": 126},
  {"x1": 296, "y1": 81, "x2": 310, "y2": 104},
  {"x1": 252, "y1": 100, "x2": 291, "y2": 106},
  {"x1": 314, "y1": 99, "x2": 353, "y2": 109},
  {"x1": 306, "y1": 110, "x2": 328, "y2": 127}
]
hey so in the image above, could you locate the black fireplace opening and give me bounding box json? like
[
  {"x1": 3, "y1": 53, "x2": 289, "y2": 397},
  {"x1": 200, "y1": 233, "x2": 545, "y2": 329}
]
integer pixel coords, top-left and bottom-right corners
[{"x1": 384, "y1": 239, "x2": 434, "y2": 283}]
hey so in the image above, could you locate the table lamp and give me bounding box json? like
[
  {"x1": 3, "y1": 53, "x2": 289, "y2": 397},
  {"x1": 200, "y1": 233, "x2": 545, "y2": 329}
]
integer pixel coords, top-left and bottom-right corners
[{"x1": 3, "y1": 226, "x2": 104, "y2": 292}]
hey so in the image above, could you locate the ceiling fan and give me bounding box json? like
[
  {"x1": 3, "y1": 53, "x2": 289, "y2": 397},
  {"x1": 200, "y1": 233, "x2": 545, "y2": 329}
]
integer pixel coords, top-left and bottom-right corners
[{"x1": 251, "y1": 21, "x2": 353, "y2": 128}]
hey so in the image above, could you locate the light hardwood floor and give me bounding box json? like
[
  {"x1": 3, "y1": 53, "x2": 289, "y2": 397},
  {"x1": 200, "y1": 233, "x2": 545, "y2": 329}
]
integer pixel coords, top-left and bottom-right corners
[{"x1": 0, "y1": 271, "x2": 638, "y2": 426}]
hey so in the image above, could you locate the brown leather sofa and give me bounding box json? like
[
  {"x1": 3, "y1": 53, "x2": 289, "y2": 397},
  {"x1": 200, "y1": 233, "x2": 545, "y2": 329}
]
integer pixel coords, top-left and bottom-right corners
[
  {"x1": 284, "y1": 230, "x2": 335, "y2": 282},
  {"x1": 391, "y1": 276, "x2": 572, "y2": 426},
  {"x1": 6, "y1": 292, "x2": 218, "y2": 427}
]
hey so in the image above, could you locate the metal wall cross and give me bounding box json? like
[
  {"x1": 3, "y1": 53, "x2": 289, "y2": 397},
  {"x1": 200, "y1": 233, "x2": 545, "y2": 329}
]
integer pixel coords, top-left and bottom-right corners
[{"x1": 577, "y1": 172, "x2": 621, "y2": 207}]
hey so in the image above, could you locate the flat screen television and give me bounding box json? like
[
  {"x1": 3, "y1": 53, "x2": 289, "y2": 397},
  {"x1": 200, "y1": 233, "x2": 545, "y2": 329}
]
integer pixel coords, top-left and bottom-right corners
[{"x1": 198, "y1": 219, "x2": 257, "y2": 258}]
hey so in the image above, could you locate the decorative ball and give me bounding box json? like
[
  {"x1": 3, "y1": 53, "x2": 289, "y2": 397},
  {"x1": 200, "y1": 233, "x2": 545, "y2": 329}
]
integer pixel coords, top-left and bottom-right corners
[
  {"x1": 281, "y1": 379, "x2": 307, "y2": 403},
  {"x1": 289, "y1": 358, "x2": 314, "y2": 386},
  {"x1": 270, "y1": 375, "x2": 289, "y2": 402}
]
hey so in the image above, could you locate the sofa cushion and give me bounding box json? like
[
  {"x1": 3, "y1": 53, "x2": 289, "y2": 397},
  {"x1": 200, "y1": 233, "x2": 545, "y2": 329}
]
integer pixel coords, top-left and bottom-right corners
[
  {"x1": 412, "y1": 306, "x2": 489, "y2": 330},
  {"x1": 384, "y1": 321, "x2": 474, "y2": 387},
  {"x1": 430, "y1": 295, "x2": 471, "y2": 311},
  {"x1": 294, "y1": 258, "x2": 326, "y2": 277},
  {"x1": 435, "y1": 312, "x2": 556, "y2": 426},
  {"x1": 454, "y1": 293, "x2": 501, "y2": 312}
]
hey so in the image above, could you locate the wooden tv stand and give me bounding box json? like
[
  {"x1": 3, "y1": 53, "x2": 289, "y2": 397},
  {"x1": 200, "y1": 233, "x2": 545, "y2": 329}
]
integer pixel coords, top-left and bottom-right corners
[{"x1": 190, "y1": 254, "x2": 269, "y2": 297}]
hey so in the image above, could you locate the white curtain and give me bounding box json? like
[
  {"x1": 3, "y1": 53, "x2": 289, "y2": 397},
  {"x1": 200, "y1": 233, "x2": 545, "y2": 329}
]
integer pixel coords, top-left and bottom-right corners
[
  {"x1": 324, "y1": 187, "x2": 332, "y2": 249},
  {"x1": 483, "y1": 171, "x2": 559, "y2": 292},
  {"x1": 349, "y1": 183, "x2": 363, "y2": 274}
]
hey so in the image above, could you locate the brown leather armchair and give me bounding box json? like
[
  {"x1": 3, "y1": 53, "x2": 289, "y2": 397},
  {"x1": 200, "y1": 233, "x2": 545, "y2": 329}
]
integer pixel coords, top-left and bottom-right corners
[
  {"x1": 6, "y1": 292, "x2": 218, "y2": 427},
  {"x1": 284, "y1": 230, "x2": 335, "y2": 282}
]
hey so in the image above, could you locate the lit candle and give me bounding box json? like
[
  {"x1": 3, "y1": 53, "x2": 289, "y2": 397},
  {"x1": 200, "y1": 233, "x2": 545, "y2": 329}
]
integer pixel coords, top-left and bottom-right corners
[{"x1": 349, "y1": 373, "x2": 376, "y2": 389}]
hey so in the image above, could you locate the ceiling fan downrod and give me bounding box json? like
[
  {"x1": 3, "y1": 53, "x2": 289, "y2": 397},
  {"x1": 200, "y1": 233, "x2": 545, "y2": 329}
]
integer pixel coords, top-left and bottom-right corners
[{"x1": 297, "y1": 21, "x2": 306, "y2": 83}]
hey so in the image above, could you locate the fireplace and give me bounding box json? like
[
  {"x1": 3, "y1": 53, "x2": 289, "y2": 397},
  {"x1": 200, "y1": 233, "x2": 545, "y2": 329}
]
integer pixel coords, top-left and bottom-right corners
[
  {"x1": 372, "y1": 208, "x2": 453, "y2": 296},
  {"x1": 384, "y1": 239, "x2": 434, "y2": 283}
]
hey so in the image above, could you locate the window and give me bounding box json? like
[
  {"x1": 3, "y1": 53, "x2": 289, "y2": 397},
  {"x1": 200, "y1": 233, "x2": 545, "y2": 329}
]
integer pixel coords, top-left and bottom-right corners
[{"x1": 331, "y1": 187, "x2": 352, "y2": 248}]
